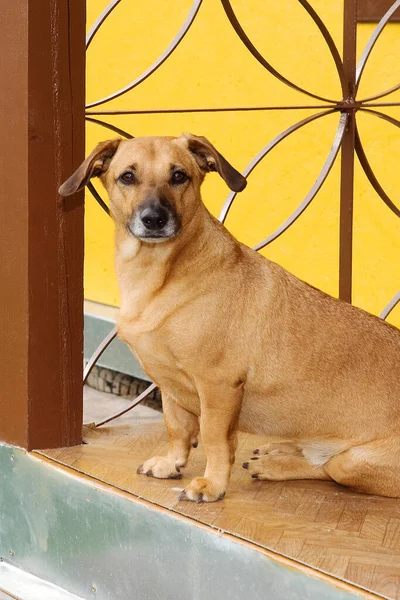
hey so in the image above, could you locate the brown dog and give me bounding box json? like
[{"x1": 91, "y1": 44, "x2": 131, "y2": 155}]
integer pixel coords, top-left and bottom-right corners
[{"x1": 60, "y1": 134, "x2": 400, "y2": 502}]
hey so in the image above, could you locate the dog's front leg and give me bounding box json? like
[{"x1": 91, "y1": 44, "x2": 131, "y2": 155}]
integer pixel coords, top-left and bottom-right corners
[
  {"x1": 180, "y1": 381, "x2": 243, "y2": 502},
  {"x1": 137, "y1": 393, "x2": 199, "y2": 479}
]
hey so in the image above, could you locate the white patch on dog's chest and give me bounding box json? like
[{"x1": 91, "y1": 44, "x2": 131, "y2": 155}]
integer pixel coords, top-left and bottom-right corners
[{"x1": 119, "y1": 237, "x2": 140, "y2": 260}]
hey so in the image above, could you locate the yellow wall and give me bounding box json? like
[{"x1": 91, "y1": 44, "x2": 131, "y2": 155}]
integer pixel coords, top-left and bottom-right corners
[{"x1": 85, "y1": 0, "x2": 400, "y2": 326}]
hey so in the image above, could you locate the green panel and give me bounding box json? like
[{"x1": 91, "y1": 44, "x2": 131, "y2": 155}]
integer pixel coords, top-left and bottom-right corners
[
  {"x1": 84, "y1": 312, "x2": 149, "y2": 381},
  {"x1": 0, "y1": 444, "x2": 367, "y2": 600}
]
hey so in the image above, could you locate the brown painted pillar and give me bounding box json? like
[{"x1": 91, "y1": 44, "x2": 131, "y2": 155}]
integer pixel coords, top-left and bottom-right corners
[{"x1": 0, "y1": 2, "x2": 85, "y2": 449}]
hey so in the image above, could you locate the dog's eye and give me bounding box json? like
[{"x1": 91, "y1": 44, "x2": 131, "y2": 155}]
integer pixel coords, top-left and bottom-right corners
[
  {"x1": 171, "y1": 170, "x2": 188, "y2": 185},
  {"x1": 119, "y1": 171, "x2": 136, "y2": 185}
]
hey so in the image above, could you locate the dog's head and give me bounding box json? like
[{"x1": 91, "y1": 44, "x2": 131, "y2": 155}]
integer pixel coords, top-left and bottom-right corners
[{"x1": 59, "y1": 134, "x2": 247, "y2": 243}]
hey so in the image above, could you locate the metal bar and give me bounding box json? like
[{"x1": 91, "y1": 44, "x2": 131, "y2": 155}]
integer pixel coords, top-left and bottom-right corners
[
  {"x1": 83, "y1": 321, "x2": 159, "y2": 428},
  {"x1": 380, "y1": 291, "x2": 400, "y2": 320},
  {"x1": 358, "y1": 82, "x2": 400, "y2": 103},
  {"x1": 86, "y1": 104, "x2": 337, "y2": 115},
  {"x1": 339, "y1": 0, "x2": 357, "y2": 304},
  {"x1": 86, "y1": 0, "x2": 122, "y2": 49},
  {"x1": 86, "y1": 0, "x2": 203, "y2": 109},
  {"x1": 363, "y1": 102, "x2": 400, "y2": 107},
  {"x1": 339, "y1": 120, "x2": 356, "y2": 302},
  {"x1": 297, "y1": 0, "x2": 347, "y2": 97},
  {"x1": 85, "y1": 116, "x2": 133, "y2": 138},
  {"x1": 220, "y1": 0, "x2": 338, "y2": 104},
  {"x1": 360, "y1": 107, "x2": 400, "y2": 128},
  {"x1": 343, "y1": 0, "x2": 357, "y2": 101},
  {"x1": 254, "y1": 114, "x2": 348, "y2": 251},
  {"x1": 219, "y1": 109, "x2": 336, "y2": 223},
  {"x1": 95, "y1": 383, "x2": 157, "y2": 427},
  {"x1": 355, "y1": 121, "x2": 400, "y2": 218},
  {"x1": 86, "y1": 182, "x2": 111, "y2": 216},
  {"x1": 83, "y1": 326, "x2": 118, "y2": 385},
  {"x1": 355, "y1": 0, "x2": 400, "y2": 92}
]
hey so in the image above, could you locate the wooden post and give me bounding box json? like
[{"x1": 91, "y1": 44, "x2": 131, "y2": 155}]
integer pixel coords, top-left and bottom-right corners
[{"x1": 0, "y1": 1, "x2": 85, "y2": 449}]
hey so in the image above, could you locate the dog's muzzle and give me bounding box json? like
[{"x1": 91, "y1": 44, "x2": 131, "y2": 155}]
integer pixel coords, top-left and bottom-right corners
[{"x1": 127, "y1": 199, "x2": 180, "y2": 242}]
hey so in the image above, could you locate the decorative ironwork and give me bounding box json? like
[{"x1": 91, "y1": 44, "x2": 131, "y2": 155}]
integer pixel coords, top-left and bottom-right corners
[
  {"x1": 86, "y1": 0, "x2": 122, "y2": 49},
  {"x1": 218, "y1": 110, "x2": 348, "y2": 250},
  {"x1": 83, "y1": 0, "x2": 400, "y2": 426},
  {"x1": 86, "y1": 0, "x2": 203, "y2": 109},
  {"x1": 95, "y1": 383, "x2": 158, "y2": 427},
  {"x1": 83, "y1": 325, "x2": 118, "y2": 385},
  {"x1": 380, "y1": 291, "x2": 400, "y2": 319}
]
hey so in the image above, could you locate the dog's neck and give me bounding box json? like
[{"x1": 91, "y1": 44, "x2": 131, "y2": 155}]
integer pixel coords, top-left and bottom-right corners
[{"x1": 115, "y1": 201, "x2": 240, "y2": 323}]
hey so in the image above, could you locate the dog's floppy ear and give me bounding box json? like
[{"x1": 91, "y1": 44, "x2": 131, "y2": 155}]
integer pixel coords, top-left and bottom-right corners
[
  {"x1": 183, "y1": 133, "x2": 247, "y2": 192},
  {"x1": 58, "y1": 139, "x2": 121, "y2": 196}
]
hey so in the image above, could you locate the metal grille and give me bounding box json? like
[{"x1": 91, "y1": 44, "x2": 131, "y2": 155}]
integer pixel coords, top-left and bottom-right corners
[{"x1": 84, "y1": 0, "x2": 400, "y2": 427}]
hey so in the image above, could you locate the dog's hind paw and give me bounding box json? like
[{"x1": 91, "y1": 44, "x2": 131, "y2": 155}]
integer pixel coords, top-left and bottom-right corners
[{"x1": 242, "y1": 455, "x2": 278, "y2": 480}]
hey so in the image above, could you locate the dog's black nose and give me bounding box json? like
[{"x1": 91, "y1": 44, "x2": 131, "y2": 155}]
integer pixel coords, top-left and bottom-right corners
[{"x1": 140, "y1": 203, "x2": 169, "y2": 231}]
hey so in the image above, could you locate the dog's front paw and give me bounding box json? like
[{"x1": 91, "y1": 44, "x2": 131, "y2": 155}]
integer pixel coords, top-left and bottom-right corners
[
  {"x1": 178, "y1": 477, "x2": 226, "y2": 503},
  {"x1": 137, "y1": 456, "x2": 182, "y2": 479}
]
